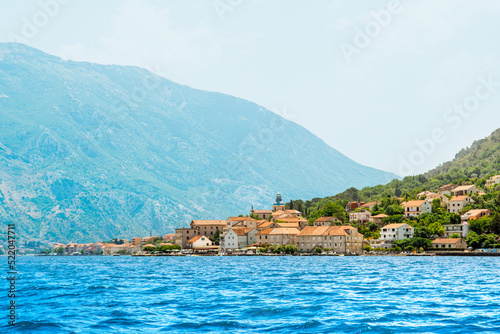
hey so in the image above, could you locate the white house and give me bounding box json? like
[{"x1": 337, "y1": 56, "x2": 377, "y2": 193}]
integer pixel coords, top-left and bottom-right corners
[
  {"x1": 452, "y1": 185, "x2": 479, "y2": 196},
  {"x1": 220, "y1": 228, "x2": 258, "y2": 252},
  {"x1": 448, "y1": 196, "x2": 474, "y2": 214},
  {"x1": 370, "y1": 223, "x2": 414, "y2": 249},
  {"x1": 349, "y1": 210, "x2": 372, "y2": 223},
  {"x1": 187, "y1": 236, "x2": 213, "y2": 249},
  {"x1": 443, "y1": 223, "x2": 470, "y2": 238},
  {"x1": 486, "y1": 175, "x2": 500, "y2": 187},
  {"x1": 403, "y1": 200, "x2": 432, "y2": 218}
]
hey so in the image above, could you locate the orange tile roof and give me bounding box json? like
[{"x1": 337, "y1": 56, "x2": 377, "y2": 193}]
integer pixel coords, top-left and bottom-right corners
[
  {"x1": 188, "y1": 236, "x2": 204, "y2": 243},
  {"x1": 252, "y1": 210, "x2": 272, "y2": 214},
  {"x1": 191, "y1": 220, "x2": 226, "y2": 226},
  {"x1": 257, "y1": 228, "x2": 300, "y2": 236},
  {"x1": 404, "y1": 200, "x2": 428, "y2": 207},
  {"x1": 228, "y1": 217, "x2": 256, "y2": 222},
  {"x1": 464, "y1": 209, "x2": 492, "y2": 217},
  {"x1": 231, "y1": 228, "x2": 254, "y2": 236},
  {"x1": 276, "y1": 222, "x2": 300, "y2": 228},
  {"x1": 298, "y1": 226, "x2": 330, "y2": 236},
  {"x1": 372, "y1": 214, "x2": 389, "y2": 218},
  {"x1": 431, "y1": 238, "x2": 464, "y2": 244},
  {"x1": 450, "y1": 196, "x2": 471, "y2": 202},
  {"x1": 314, "y1": 217, "x2": 339, "y2": 222},
  {"x1": 383, "y1": 223, "x2": 410, "y2": 229},
  {"x1": 453, "y1": 185, "x2": 476, "y2": 191},
  {"x1": 275, "y1": 218, "x2": 307, "y2": 223}
]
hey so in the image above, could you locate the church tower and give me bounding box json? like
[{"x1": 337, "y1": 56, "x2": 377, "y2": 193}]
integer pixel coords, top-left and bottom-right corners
[{"x1": 273, "y1": 193, "x2": 286, "y2": 212}]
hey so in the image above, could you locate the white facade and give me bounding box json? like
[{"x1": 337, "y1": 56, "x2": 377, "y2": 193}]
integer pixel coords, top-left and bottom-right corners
[
  {"x1": 220, "y1": 228, "x2": 258, "y2": 251},
  {"x1": 371, "y1": 223, "x2": 414, "y2": 249},
  {"x1": 190, "y1": 236, "x2": 213, "y2": 248},
  {"x1": 486, "y1": 175, "x2": 500, "y2": 187},
  {"x1": 443, "y1": 223, "x2": 470, "y2": 238},
  {"x1": 349, "y1": 210, "x2": 372, "y2": 223},
  {"x1": 448, "y1": 196, "x2": 474, "y2": 214},
  {"x1": 404, "y1": 200, "x2": 432, "y2": 218}
]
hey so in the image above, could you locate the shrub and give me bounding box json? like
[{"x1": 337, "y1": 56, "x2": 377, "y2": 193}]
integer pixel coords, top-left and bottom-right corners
[
  {"x1": 313, "y1": 247, "x2": 322, "y2": 254},
  {"x1": 143, "y1": 245, "x2": 156, "y2": 252}
]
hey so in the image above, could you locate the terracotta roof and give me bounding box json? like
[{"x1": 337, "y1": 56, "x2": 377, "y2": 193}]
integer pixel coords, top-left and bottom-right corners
[
  {"x1": 453, "y1": 185, "x2": 476, "y2": 191},
  {"x1": 404, "y1": 200, "x2": 428, "y2": 207},
  {"x1": 275, "y1": 218, "x2": 307, "y2": 223},
  {"x1": 231, "y1": 228, "x2": 254, "y2": 236},
  {"x1": 361, "y1": 201, "x2": 378, "y2": 207},
  {"x1": 464, "y1": 209, "x2": 492, "y2": 217},
  {"x1": 298, "y1": 226, "x2": 330, "y2": 236},
  {"x1": 276, "y1": 223, "x2": 300, "y2": 229},
  {"x1": 228, "y1": 217, "x2": 256, "y2": 222},
  {"x1": 383, "y1": 223, "x2": 410, "y2": 229},
  {"x1": 323, "y1": 227, "x2": 349, "y2": 236},
  {"x1": 372, "y1": 214, "x2": 389, "y2": 218},
  {"x1": 191, "y1": 220, "x2": 226, "y2": 226},
  {"x1": 450, "y1": 196, "x2": 471, "y2": 202},
  {"x1": 314, "y1": 217, "x2": 339, "y2": 222},
  {"x1": 187, "y1": 236, "x2": 204, "y2": 243},
  {"x1": 252, "y1": 210, "x2": 272, "y2": 214},
  {"x1": 257, "y1": 228, "x2": 300, "y2": 236},
  {"x1": 431, "y1": 238, "x2": 464, "y2": 244}
]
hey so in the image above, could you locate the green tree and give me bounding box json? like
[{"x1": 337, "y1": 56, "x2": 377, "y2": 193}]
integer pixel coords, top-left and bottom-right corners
[
  {"x1": 210, "y1": 229, "x2": 221, "y2": 245},
  {"x1": 428, "y1": 222, "x2": 445, "y2": 237},
  {"x1": 489, "y1": 213, "x2": 500, "y2": 235},
  {"x1": 284, "y1": 244, "x2": 298, "y2": 254},
  {"x1": 55, "y1": 247, "x2": 65, "y2": 255},
  {"x1": 143, "y1": 245, "x2": 156, "y2": 252},
  {"x1": 273, "y1": 245, "x2": 286, "y2": 254},
  {"x1": 414, "y1": 226, "x2": 431, "y2": 239},
  {"x1": 449, "y1": 233, "x2": 461, "y2": 238},
  {"x1": 313, "y1": 247, "x2": 323, "y2": 254}
]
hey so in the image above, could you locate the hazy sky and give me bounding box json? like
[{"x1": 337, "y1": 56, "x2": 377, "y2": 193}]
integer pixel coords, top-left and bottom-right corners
[{"x1": 1, "y1": 0, "x2": 500, "y2": 176}]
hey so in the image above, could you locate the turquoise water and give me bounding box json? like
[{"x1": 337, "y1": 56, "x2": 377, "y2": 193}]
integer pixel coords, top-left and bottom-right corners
[{"x1": 5, "y1": 256, "x2": 500, "y2": 333}]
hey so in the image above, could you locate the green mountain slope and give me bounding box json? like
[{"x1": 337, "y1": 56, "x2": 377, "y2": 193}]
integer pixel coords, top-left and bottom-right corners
[{"x1": 287, "y1": 128, "x2": 500, "y2": 215}]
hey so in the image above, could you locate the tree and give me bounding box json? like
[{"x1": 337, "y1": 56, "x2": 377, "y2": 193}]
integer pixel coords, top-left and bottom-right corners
[
  {"x1": 284, "y1": 244, "x2": 298, "y2": 254},
  {"x1": 428, "y1": 222, "x2": 445, "y2": 237},
  {"x1": 143, "y1": 245, "x2": 156, "y2": 252},
  {"x1": 489, "y1": 213, "x2": 500, "y2": 235},
  {"x1": 117, "y1": 249, "x2": 129, "y2": 255},
  {"x1": 395, "y1": 186, "x2": 402, "y2": 198},
  {"x1": 414, "y1": 226, "x2": 431, "y2": 239},
  {"x1": 210, "y1": 229, "x2": 221, "y2": 245},
  {"x1": 273, "y1": 245, "x2": 286, "y2": 254},
  {"x1": 55, "y1": 247, "x2": 65, "y2": 255},
  {"x1": 449, "y1": 233, "x2": 461, "y2": 238},
  {"x1": 313, "y1": 247, "x2": 323, "y2": 254}
]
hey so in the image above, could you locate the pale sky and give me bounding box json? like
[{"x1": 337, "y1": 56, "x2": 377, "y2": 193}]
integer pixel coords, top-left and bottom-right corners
[{"x1": 1, "y1": 0, "x2": 500, "y2": 176}]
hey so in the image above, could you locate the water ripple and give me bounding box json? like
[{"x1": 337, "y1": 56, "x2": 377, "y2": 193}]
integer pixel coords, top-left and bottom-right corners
[{"x1": 3, "y1": 256, "x2": 500, "y2": 333}]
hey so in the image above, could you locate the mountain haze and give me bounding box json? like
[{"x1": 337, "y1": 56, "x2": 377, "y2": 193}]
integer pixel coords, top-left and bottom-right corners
[{"x1": 0, "y1": 43, "x2": 397, "y2": 242}]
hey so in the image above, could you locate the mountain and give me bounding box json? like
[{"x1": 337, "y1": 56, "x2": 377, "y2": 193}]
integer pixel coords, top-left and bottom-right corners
[
  {"x1": 0, "y1": 43, "x2": 397, "y2": 243},
  {"x1": 425, "y1": 128, "x2": 500, "y2": 178}
]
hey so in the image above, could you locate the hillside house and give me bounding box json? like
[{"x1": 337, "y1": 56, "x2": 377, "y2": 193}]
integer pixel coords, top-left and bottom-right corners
[
  {"x1": 403, "y1": 200, "x2": 432, "y2": 218},
  {"x1": 448, "y1": 196, "x2": 474, "y2": 214}
]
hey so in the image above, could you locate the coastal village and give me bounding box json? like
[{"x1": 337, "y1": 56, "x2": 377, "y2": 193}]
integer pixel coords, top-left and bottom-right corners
[{"x1": 45, "y1": 174, "x2": 500, "y2": 256}]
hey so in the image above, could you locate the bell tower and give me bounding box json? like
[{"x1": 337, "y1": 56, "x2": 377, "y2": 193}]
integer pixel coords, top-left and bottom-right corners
[{"x1": 273, "y1": 193, "x2": 286, "y2": 212}]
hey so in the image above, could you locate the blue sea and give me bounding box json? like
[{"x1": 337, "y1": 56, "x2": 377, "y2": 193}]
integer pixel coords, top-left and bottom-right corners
[{"x1": 5, "y1": 256, "x2": 500, "y2": 333}]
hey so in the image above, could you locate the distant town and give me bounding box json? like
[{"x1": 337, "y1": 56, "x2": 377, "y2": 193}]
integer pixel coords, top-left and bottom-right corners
[{"x1": 35, "y1": 174, "x2": 500, "y2": 257}]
